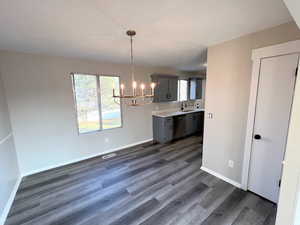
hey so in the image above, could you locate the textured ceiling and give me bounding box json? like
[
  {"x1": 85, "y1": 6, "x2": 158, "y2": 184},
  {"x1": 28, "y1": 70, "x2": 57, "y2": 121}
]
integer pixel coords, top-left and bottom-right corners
[{"x1": 0, "y1": 0, "x2": 293, "y2": 70}]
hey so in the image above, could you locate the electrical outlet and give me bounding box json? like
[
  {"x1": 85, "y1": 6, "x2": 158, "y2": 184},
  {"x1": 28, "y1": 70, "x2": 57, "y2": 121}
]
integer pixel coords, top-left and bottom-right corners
[
  {"x1": 208, "y1": 113, "x2": 213, "y2": 119},
  {"x1": 228, "y1": 160, "x2": 234, "y2": 168}
]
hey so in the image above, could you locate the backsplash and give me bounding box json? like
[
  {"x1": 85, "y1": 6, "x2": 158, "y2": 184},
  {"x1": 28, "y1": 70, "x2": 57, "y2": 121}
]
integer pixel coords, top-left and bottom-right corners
[{"x1": 152, "y1": 99, "x2": 205, "y2": 115}]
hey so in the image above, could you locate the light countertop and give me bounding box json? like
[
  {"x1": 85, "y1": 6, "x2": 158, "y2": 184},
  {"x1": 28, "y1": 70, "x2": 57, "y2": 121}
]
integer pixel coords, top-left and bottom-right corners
[{"x1": 152, "y1": 108, "x2": 205, "y2": 118}]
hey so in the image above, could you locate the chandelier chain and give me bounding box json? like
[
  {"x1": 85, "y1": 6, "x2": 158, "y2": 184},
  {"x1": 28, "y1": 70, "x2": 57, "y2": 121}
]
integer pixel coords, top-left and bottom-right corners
[
  {"x1": 112, "y1": 30, "x2": 155, "y2": 106},
  {"x1": 130, "y1": 35, "x2": 135, "y2": 83}
]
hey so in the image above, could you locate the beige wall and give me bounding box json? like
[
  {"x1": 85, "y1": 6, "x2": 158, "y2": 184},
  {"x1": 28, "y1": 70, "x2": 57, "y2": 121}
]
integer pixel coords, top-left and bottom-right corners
[
  {"x1": 203, "y1": 22, "x2": 300, "y2": 184},
  {"x1": 0, "y1": 51, "x2": 178, "y2": 175},
  {"x1": 0, "y1": 72, "x2": 20, "y2": 223}
]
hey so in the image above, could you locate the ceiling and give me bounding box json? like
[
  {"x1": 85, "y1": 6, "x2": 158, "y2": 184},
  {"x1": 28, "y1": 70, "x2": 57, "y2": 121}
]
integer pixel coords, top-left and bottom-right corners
[
  {"x1": 283, "y1": 0, "x2": 300, "y2": 28},
  {"x1": 0, "y1": 0, "x2": 293, "y2": 70}
]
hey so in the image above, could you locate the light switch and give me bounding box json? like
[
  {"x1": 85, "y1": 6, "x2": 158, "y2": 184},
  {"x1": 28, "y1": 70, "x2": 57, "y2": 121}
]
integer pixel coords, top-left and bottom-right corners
[{"x1": 208, "y1": 113, "x2": 213, "y2": 119}]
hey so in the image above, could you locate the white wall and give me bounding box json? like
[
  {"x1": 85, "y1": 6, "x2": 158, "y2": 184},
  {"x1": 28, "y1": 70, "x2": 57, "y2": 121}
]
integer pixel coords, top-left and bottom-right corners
[
  {"x1": 202, "y1": 22, "x2": 300, "y2": 184},
  {"x1": 0, "y1": 51, "x2": 178, "y2": 176},
  {"x1": 276, "y1": 60, "x2": 300, "y2": 225},
  {"x1": 274, "y1": 6, "x2": 300, "y2": 225},
  {"x1": 0, "y1": 72, "x2": 20, "y2": 224}
]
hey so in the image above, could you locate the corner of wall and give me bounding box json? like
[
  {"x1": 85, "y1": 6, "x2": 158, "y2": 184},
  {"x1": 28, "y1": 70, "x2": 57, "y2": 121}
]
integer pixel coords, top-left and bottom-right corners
[
  {"x1": 0, "y1": 176, "x2": 22, "y2": 225},
  {"x1": 201, "y1": 165, "x2": 241, "y2": 189}
]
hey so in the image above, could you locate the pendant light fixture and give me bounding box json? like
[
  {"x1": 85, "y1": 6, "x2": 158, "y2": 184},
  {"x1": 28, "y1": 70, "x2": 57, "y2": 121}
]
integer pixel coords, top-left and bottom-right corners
[{"x1": 113, "y1": 30, "x2": 156, "y2": 106}]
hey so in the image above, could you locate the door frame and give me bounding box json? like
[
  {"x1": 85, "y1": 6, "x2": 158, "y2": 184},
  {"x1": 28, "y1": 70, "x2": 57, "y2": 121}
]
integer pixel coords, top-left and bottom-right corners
[{"x1": 241, "y1": 40, "x2": 300, "y2": 190}]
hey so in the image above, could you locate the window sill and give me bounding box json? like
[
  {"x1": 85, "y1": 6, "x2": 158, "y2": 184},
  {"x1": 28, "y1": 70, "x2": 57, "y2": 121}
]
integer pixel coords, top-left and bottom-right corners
[{"x1": 78, "y1": 126, "x2": 123, "y2": 135}]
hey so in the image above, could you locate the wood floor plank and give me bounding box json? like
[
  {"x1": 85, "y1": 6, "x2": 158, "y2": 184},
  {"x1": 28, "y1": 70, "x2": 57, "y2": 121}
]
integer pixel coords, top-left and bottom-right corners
[
  {"x1": 200, "y1": 189, "x2": 248, "y2": 225},
  {"x1": 232, "y1": 207, "x2": 265, "y2": 225},
  {"x1": 199, "y1": 179, "x2": 235, "y2": 209},
  {"x1": 4, "y1": 135, "x2": 277, "y2": 225},
  {"x1": 139, "y1": 182, "x2": 208, "y2": 225},
  {"x1": 168, "y1": 203, "x2": 206, "y2": 225},
  {"x1": 77, "y1": 182, "x2": 173, "y2": 225},
  {"x1": 262, "y1": 206, "x2": 277, "y2": 225},
  {"x1": 108, "y1": 199, "x2": 160, "y2": 225}
]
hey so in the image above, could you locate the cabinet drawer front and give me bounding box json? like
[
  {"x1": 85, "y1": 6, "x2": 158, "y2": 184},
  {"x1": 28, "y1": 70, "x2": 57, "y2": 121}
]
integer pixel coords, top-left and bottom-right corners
[{"x1": 164, "y1": 118, "x2": 173, "y2": 127}]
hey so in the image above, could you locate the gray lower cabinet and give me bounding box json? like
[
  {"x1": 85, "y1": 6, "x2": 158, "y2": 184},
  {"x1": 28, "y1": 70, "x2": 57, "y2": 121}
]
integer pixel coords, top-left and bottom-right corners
[
  {"x1": 185, "y1": 112, "x2": 203, "y2": 135},
  {"x1": 153, "y1": 116, "x2": 174, "y2": 143},
  {"x1": 153, "y1": 111, "x2": 204, "y2": 143}
]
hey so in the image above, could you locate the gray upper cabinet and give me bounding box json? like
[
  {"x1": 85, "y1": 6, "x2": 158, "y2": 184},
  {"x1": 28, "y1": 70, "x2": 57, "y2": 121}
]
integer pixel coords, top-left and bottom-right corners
[
  {"x1": 189, "y1": 78, "x2": 202, "y2": 100},
  {"x1": 155, "y1": 76, "x2": 169, "y2": 102},
  {"x1": 168, "y1": 77, "x2": 178, "y2": 101},
  {"x1": 151, "y1": 74, "x2": 178, "y2": 102}
]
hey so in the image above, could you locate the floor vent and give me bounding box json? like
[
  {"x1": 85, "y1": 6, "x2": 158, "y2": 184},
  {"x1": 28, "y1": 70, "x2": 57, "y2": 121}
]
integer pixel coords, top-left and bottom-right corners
[{"x1": 102, "y1": 153, "x2": 117, "y2": 160}]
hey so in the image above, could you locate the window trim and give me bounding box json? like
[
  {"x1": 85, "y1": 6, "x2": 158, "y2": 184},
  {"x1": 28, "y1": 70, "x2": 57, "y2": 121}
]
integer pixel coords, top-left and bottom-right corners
[{"x1": 71, "y1": 72, "x2": 123, "y2": 135}]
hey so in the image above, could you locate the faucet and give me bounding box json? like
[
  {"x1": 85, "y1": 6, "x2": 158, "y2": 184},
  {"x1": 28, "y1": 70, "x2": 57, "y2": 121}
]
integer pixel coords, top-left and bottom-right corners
[{"x1": 181, "y1": 101, "x2": 187, "y2": 111}]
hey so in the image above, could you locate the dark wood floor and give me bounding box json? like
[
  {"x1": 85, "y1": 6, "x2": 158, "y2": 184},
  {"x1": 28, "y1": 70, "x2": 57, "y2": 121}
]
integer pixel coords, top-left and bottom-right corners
[{"x1": 5, "y1": 136, "x2": 277, "y2": 225}]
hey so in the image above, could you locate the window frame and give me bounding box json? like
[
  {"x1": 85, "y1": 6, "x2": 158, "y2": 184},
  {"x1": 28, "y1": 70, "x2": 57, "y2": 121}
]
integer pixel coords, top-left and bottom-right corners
[
  {"x1": 177, "y1": 79, "x2": 188, "y2": 102},
  {"x1": 71, "y1": 72, "x2": 123, "y2": 135}
]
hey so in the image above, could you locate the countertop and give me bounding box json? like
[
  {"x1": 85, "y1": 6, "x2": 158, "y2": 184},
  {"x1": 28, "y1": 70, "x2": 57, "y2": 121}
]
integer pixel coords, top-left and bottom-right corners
[{"x1": 152, "y1": 108, "x2": 205, "y2": 118}]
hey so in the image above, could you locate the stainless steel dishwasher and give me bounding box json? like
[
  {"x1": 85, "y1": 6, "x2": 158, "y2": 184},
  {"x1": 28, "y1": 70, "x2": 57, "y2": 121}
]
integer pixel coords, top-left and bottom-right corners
[{"x1": 173, "y1": 115, "x2": 186, "y2": 139}]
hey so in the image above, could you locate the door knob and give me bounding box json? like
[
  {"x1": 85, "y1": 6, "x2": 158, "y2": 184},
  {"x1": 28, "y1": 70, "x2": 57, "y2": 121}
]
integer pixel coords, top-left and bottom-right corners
[{"x1": 254, "y1": 134, "x2": 261, "y2": 140}]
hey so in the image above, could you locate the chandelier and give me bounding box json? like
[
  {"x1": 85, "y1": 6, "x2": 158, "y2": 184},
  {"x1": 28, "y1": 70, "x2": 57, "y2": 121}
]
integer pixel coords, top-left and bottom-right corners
[{"x1": 113, "y1": 30, "x2": 156, "y2": 106}]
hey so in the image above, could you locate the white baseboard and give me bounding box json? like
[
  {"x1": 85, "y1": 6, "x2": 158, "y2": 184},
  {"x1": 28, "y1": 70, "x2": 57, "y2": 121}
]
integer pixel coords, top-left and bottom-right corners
[
  {"x1": 22, "y1": 138, "x2": 153, "y2": 177},
  {"x1": 201, "y1": 166, "x2": 241, "y2": 188},
  {"x1": 0, "y1": 176, "x2": 22, "y2": 225}
]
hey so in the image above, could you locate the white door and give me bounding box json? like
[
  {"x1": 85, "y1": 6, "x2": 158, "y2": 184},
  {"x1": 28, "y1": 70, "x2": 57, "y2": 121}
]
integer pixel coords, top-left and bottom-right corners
[{"x1": 248, "y1": 53, "x2": 299, "y2": 203}]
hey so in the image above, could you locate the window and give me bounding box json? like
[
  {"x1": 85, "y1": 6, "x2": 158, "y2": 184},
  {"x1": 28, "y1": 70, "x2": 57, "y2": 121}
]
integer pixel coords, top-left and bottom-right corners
[
  {"x1": 178, "y1": 79, "x2": 188, "y2": 101},
  {"x1": 189, "y1": 78, "x2": 203, "y2": 100},
  {"x1": 72, "y1": 73, "x2": 122, "y2": 134},
  {"x1": 189, "y1": 79, "x2": 197, "y2": 100}
]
